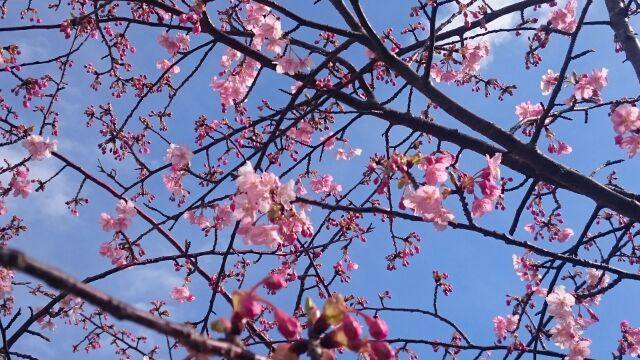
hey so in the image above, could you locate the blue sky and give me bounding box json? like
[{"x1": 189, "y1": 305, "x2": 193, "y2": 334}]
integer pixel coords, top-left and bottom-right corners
[{"x1": 2, "y1": 0, "x2": 640, "y2": 359}]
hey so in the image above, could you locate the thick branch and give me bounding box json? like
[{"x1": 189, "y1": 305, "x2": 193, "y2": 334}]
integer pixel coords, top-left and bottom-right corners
[
  {"x1": 606, "y1": 0, "x2": 640, "y2": 84},
  {"x1": 0, "y1": 248, "x2": 264, "y2": 360}
]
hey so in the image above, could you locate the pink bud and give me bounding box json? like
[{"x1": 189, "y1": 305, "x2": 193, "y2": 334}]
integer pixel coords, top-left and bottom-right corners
[
  {"x1": 240, "y1": 295, "x2": 261, "y2": 319},
  {"x1": 275, "y1": 309, "x2": 301, "y2": 340},
  {"x1": 341, "y1": 314, "x2": 362, "y2": 341},
  {"x1": 363, "y1": 315, "x2": 389, "y2": 340},
  {"x1": 370, "y1": 341, "x2": 394, "y2": 360}
]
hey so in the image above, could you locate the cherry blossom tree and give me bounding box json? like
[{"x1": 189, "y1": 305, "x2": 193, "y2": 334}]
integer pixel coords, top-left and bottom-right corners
[{"x1": 1, "y1": 0, "x2": 640, "y2": 359}]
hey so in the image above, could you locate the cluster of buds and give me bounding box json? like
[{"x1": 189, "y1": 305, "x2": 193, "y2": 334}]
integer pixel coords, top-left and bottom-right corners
[{"x1": 209, "y1": 275, "x2": 393, "y2": 360}]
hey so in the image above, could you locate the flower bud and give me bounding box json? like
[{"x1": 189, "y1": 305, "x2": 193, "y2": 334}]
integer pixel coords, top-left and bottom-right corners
[
  {"x1": 371, "y1": 341, "x2": 394, "y2": 360},
  {"x1": 363, "y1": 315, "x2": 389, "y2": 340},
  {"x1": 341, "y1": 314, "x2": 362, "y2": 341},
  {"x1": 275, "y1": 309, "x2": 301, "y2": 340}
]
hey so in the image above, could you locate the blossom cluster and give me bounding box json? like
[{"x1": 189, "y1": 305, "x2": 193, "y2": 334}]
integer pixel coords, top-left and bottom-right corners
[
  {"x1": 462, "y1": 153, "x2": 504, "y2": 218},
  {"x1": 611, "y1": 103, "x2": 640, "y2": 157},
  {"x1": 548, "y1": 0, "x2": 577, "y2": 33},
  {"x1": 98, "y1": 199, "x2": 137, "y2": 265},
  {"x1": 210, "y1": 3, "x2": 311, "y2": 110},
  {"x1": 233, "y1": 162, "x2": 312, "y2": 246},
  {"x1": 430, "y1": 41, "x2": 490, "y2": 84},
  {"x1": 545, "y1": 285, "x2": 593, "y2": 360}
]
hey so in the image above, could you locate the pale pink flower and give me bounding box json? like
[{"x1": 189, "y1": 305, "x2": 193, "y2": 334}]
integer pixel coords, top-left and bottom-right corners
[
  {"x1": 321, "y1": 134, "x2": 337, "y2": 149},
  {"x1": 485, "y1": 153, "x2": 502, "y2": 182},
  {"x1": 9, "y1": 169, "x2": 31, "y2": 198},
  {"x1": 158, "y1": 32, "x2": 180, "y2": 55},
  {"x1": 567, "y1": 339, "x2": 591, "y2": 360},
  {"x1": 238, "y1": 223, "x2": 282, "y2": 247},
  {"x1": 550, "y1": 319, "x2": 579, "y2": 349},
  {"x1": 336, "y1": 148, "x2": 362, "y2": 160},
  {"x1": 22, "y1": 135, "x2": 58, "y2": 160},
  {"x1": 175, "y1": 33, "x2": 190, "y2": 51},
  {"x1": 156, "y1": 59, "x2": 180, "y2": 74},
  {"x1": 112, "y1": 215, "x2": 132, "y2": 232},
  {"x1": 620, "y1": 134, "x2": 640, "y2": 157},
  {"x1": 558, "y1": 228, "x2": 574, "y2": 242},
  {"x1": 165, "y1": 144, "x2": 193, "y2": 170},
  {"x1": 311, "y1": 175, "x2": 336, "y2": 193},
  {"x1": 586, "y1": 269, "x2": 610, "y2": 288},
  {"x1": 589, "y1": 68, "x2": 608, "y2": 90},
  {"x1": 162, "y1": 171, "x2": 187, "y2": 196},
  {"x1": 214, "y1": 203, "x2": 234, "y2": 229},
  {"x1": 99, "y1": 213, "x2": 114, "y2": 232},
  {"x1": 515, "y1": 101, "x2": 544, "y2": 121},
  {"x1": 275, "y1": 56, "x2": 301, "y2": 75},
  {"x1": 611, "y1": 104, "x2": 640, "y2": 135},
  {"x1": 493, "y1": 316, "x2": 508, "y2": 340},
  {"x1": 277, "y1": 180, "x2": 296, "y2": 208},
  {"x1": 0, "y1": 201, "x2": 6, "y2": 216},
  {"x1": 0, "y1": 268, "x2": 15, "y2": 297},
  {"x1": 170, "y1": 286, "x2": 195, "y2": 303},
  {"x1": 573, "y1": 77, "x2": 594, "y2": 101},
  {"x1": 220, "y1": 48, "x2": 241, "y2": 67},
  {"x1": 546, "y1": 285, "x2": 575, "y2": 319},
  {"x1": 548, "y1": 0, "x2": 577, "y2": 33},
  {"x1": 403, "y1": 185, "x2": 443, "y2": 219},
  {"x1": 116, "y1": 199, "x2": 137, "y2": 218},
  {"x1": 541, "y1": 70, "x2": 559, "y2": 95},
  {"x1": 287, "y1": 121, "x2": 314, "y2": 144},
  {"x1": 419, "y1": 154, "x2": 453, "y2": 185},
  {"x1": 432, "y1": 208, "x2": 455, "y2": 231},
  {"x1": 184, "y1": 211, "x2": 211, "y2": 229},
  {"x1": 461, "y1": 41, "x2": 490, "y2": 74},
  {"x1": 471, "y1": 197, "x2": 493, "y2": 218}
]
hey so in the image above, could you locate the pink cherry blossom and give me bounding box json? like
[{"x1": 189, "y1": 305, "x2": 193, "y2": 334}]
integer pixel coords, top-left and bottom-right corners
[
  {"x1": 546, "y1": 285, "x2": 575, "y2": 319},
  {"x1": 184, "y1": 211, "x2": 211, "y2": 229},
  {"x1": 567, "y1": 339, "x2": 591, "y2": 360},
  {"x1": 162, "y1": 170, "x2": 187, "y2": 197},
  {"x1": 311, "y1": 175, "x2": 341, "y2": 194},
  {"x1": 550, "y1": 319, "x2": 580, "y2": 349},
  {"x1": 22, "y1": 135, "x2": 58, "y2": 160},
  {"x1": 471, "y1": 197, "x2": 493, "y2": 218},
  {"x1": 112, "y1": 215, "x2": 131, "y2": 232},
  {"x1": 611, "y1": 103, "x2": 640, "y2": 135},
  {"x1": 548, "y1": 0, "x2": 577, "y2": 33},
  {"x1": 116, "y1": 199, "x2": 137, "y2": 218},
  {"x1": 156, "y1": 59, "x2": 180, "y2": 74},
  {"x1": 0, "y1": 268, "x2": 15, "y2": 297},
  {"x1": 484, "y1": 153, "x2": 502, "y2": 182},
  {"x1": 238, "y1": 223, "x2": 282, "y2": 247},
  {"x1": 558, "y1": 228, "x2": 574, "y2": 242},
  {"x1": 403, "y1": 185, "x2": 443, "y2": 218},
  {"x1": 165, "y1": 144, "x2": 193, "y2": 170},
  {"x1": 0, "y1": 201, "x2": 6, "y2": 216},
  {"x1": 9, "y1": 169, "x2": 31, "y2": 198},
  {"x1": 515, "y1": 101, "x2": 544, "y2": 121},
  {"x1": 541, "y1": 70, "x2": 559, "y2": 95},
  {"x1": 99, "y1": 213, "x2": 114, "y2": 232},
  {"x1": 170, "y1": 286, "x2": 195, "y2": 303},
  {"x1": 418, "y1": 154, "x2": 453, "y2": 185}
]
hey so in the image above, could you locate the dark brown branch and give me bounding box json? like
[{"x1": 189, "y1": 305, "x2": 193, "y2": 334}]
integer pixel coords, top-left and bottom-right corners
[{"x1": 0, "y1": 248, "x2": 264, "y2": 360}]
